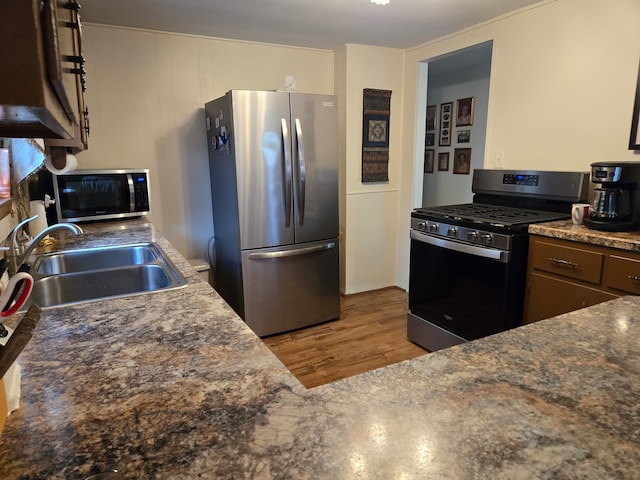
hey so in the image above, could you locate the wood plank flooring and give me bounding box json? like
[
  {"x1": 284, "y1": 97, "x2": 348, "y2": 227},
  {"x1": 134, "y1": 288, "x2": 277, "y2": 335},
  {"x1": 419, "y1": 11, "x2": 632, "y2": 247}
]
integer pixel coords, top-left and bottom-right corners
[{"x1": 262, "y1": 287, "x2": 428, "y2": 388}]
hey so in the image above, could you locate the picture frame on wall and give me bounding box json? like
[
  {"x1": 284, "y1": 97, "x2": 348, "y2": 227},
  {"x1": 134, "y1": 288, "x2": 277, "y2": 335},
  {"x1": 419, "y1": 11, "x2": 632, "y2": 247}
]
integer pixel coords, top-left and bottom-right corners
[
  {"x1": 426, "y1": 105, "x2": 437, "y2": 131},
  {"x1": 457, "y1": 130, "x2": 470, "y2": 144},
  {"x1": 456, "y1": 97, "x2": 475, "y2": 127},
  {"x1": 439, "y1": 102, "x2": 452, "y2": 146},
  {"x1": 424, "y1": 149, "x2": 434, "y2": 173},
  {"x1": 438, "y1": 152, "x2": 449, "y2": 171},
  {"x1": 629, "y1": 61, "x2": 640, "y2": 150},
  {"x1": 453, "y1": 148, "x2": 471, "y2": 175},
  {"x1": 426, "y1": 133, "x2": 435, "y2": 147}
]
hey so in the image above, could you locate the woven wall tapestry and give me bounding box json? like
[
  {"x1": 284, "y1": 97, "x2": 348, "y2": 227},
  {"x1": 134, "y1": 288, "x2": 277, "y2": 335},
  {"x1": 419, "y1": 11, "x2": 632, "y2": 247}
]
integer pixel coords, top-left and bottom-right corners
[{"x1": 362, "y1": 88, "x2": 391, "y2": 183}]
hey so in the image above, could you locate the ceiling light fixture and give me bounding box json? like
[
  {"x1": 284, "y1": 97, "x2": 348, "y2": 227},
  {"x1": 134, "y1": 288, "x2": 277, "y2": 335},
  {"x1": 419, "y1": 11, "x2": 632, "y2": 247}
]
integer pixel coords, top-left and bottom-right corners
[{"x1": 371, "y1": 0, "x2": 390, "y2": 5}]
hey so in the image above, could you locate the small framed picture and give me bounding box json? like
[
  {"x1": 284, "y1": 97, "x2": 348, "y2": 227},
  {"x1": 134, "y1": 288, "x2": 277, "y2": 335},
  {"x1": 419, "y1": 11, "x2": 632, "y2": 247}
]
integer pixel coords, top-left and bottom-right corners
[
  {"x1": 453, "y1": 148, "x2": 471, "y2": 175},
  {"x1": 456, "y1": 97, "x2": 475, "y2": 127},
  {"x1": 424, "y1": 149, "x2": 434, "y2": 173},
  {"x1": 438, "y1": 152, "x2": 449, "y2": 171},
  {"x1": 457, "y1": 129, "x2": 470, "y2": 143},
  {"x1": 426, "y1": 105, "x2": 437, "y2": 131},
  {"x1": 426, "y1": 133, "x2": 435, "y2": 147},
  {"x1": 439, "y1": 102, "x2": 452, "y2": 146}
]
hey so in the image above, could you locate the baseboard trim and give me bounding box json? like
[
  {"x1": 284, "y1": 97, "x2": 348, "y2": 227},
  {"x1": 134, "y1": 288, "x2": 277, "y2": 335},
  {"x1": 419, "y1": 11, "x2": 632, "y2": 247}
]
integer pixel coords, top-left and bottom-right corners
[{"x1": 342, "y1": 285, "x2": 406, "y2": 298}]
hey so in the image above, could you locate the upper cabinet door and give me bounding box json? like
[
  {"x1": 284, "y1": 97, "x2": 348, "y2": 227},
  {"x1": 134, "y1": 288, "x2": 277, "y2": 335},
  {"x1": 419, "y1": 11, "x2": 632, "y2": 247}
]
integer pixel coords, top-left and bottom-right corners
[
  {"x1": 0, "y1": 0, "x2": 87, "y2": 146},
  {"x1": 45, "y1": 0, "x2": 90, "y2": 151}
]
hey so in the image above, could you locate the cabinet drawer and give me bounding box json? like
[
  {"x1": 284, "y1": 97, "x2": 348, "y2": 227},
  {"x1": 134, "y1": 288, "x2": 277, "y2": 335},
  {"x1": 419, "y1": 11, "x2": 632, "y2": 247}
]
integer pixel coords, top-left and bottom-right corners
[
  {"x1": 531, "y1": 240, "x2": 603, "y2": 285},
  {"x1": 525, "y1": 272, "x2": 618, "y2": 324},
  {"x1": 604, "y1": 255, "x2": 640, "y2": 295}
]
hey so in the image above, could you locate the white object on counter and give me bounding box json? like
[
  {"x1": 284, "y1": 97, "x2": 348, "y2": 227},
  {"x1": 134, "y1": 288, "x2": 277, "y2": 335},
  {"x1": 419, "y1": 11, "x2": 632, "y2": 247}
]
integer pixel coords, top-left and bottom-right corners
[
  {"x1": 28, "y1": 200, "x2": 49, "y2": 238},
  {"x1": 2, "y1": 363, "x2": 20, "y2": 415},
  {"x1": 0, "y1": 148, "x2": 10, "y2": 199},
  {"x1": 571, "y1": 203, "x2": 590, "y2": 225},
  {"x1": 0, "y1": 328, "x2": 21, "y2": 417},
  {"x1": 188, "y1": 258, "x2": 211, "y2": 285}
]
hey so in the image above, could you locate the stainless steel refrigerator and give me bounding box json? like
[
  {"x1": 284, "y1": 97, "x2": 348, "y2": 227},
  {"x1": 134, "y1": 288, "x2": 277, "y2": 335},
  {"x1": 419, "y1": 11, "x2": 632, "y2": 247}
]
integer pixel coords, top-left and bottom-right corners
[{"x1": 204, "y1": 90, "x2": 340, "y2": 337}]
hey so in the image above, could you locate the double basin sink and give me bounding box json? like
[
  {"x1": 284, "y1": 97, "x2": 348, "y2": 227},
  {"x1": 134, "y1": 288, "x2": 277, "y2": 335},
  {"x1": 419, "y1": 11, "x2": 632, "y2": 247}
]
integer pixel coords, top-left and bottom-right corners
[{"x1": 25, "y1": 242, "x2": 188, "y2": 309}]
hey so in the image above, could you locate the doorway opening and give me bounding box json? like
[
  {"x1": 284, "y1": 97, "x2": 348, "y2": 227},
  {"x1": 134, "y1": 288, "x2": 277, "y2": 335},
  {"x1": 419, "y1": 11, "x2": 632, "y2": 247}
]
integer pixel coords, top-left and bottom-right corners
[{"x1": 417, "y1": 41, "x2": 493, "y2": 208}]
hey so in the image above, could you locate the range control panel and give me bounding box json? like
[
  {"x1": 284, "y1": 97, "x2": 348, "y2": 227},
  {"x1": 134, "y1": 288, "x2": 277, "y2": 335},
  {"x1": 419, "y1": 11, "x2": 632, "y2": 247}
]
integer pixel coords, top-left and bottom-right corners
[
  {"x1": 472, "y1": 169, "x2": 590, "y2": 202},
  {"x1": 502, "y1": 173, "x2": 539, "y2": 186},
  {"x1": 410, "y1": 217, "x2": 513, "y2": 251}
]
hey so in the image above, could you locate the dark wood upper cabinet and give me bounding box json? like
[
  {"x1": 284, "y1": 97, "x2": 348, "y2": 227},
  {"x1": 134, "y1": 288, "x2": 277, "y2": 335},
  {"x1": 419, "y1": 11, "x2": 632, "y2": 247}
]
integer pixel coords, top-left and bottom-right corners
[{"x1": 0, "y1": 0, "x2": 88, "y2": 150}]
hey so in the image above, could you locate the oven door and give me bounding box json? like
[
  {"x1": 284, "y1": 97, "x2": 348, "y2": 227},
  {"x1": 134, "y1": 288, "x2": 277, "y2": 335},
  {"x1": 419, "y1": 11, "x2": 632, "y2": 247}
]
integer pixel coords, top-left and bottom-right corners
[{"x1": 407, "y1": 229, "x2": 527, "y2": 352}]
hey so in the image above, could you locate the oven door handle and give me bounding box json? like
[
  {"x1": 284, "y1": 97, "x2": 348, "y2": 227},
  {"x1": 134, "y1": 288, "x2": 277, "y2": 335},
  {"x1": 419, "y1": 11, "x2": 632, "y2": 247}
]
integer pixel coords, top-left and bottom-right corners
[{"x1": 410, "y1": 230, "x2": 511, "y2": 263}]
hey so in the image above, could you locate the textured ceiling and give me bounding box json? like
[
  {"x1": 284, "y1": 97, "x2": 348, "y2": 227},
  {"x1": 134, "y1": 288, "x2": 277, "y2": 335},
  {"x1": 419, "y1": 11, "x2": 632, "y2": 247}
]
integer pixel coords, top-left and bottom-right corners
[{"x1": 79, "y1": 0, "x2": 545, "y2": 50}]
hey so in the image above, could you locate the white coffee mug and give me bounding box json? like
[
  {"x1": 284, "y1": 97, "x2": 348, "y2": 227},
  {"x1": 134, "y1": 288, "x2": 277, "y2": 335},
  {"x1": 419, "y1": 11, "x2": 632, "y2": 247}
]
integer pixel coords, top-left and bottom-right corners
[{"x1": 571, "y1": 203, "x2": 590, "y2": 225}]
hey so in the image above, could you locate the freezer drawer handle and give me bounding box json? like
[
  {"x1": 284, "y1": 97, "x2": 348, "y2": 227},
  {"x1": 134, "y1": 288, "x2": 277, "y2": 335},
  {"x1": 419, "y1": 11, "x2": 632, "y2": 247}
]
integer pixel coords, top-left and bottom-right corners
[{"x1": 248, "y1": 242, "x2": 336, "y2": 259}]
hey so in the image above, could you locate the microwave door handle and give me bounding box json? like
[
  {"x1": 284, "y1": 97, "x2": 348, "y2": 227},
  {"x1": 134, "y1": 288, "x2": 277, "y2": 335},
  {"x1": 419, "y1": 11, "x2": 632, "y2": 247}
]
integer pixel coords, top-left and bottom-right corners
[{"x1": 126, "y1": 174, "x2": 135, "y2": 211}]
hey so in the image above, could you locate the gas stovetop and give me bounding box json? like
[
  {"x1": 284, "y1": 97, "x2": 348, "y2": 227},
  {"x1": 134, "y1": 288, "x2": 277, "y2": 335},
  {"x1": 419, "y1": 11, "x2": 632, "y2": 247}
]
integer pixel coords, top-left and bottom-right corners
[
  {"x1": 413, "y1": 203, "x2": 570, "y2": 229},
  {"x1": 411, "y1": 169, "x2": 589, "y2": 249}
]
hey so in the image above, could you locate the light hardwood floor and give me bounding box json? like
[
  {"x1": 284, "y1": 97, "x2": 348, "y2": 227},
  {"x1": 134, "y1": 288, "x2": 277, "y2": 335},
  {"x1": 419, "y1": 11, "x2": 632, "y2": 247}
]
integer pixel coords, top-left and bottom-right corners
[{"x1": 262, "y1": 287, "x2": 428, "y2": 388}]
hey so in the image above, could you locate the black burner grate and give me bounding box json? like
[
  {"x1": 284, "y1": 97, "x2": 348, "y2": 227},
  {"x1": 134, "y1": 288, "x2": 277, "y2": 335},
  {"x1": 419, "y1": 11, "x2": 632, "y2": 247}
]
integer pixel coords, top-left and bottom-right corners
[{"x1": 415, "y1": 203, "x2": 569, "y2": 227}]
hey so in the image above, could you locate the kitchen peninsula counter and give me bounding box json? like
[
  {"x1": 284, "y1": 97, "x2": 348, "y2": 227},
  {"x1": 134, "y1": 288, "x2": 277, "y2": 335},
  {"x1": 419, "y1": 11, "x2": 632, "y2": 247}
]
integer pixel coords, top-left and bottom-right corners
[{"x1": 0, "y1": 219, "x2": 638, "y2": 479}]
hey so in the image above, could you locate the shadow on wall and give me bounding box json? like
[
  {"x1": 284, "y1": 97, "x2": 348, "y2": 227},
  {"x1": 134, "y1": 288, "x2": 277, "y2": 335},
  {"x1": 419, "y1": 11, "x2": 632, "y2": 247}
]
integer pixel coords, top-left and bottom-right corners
[{"x1": 154, "y1": 107, "x2": 214, "y2": 261}]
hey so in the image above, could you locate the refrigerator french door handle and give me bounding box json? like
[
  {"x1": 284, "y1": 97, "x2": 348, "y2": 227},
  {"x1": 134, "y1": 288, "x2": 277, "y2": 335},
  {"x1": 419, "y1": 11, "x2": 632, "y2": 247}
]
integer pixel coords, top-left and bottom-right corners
[
  {"x1": 281, "y1": 118, "x2": 293, "y2": 227},
  {"x1": 294, "y1": 118, "x2": 306, "y2": 226},
  {"x1": 248, "y1": 241, "x2": 336, "y2": 259}
]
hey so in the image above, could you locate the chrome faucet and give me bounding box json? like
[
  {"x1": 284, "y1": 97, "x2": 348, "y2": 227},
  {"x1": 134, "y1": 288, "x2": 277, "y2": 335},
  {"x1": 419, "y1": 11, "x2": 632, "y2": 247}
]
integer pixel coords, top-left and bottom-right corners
[{"x1": 4, "y1": 215, "x2": 83, "y2": 274}]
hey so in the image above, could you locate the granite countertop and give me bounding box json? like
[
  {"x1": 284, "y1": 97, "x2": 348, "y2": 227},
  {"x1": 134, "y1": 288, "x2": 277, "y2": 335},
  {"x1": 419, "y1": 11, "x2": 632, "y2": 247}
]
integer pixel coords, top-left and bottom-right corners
[
  {"x1": 530, "y1": 219, "x2": 640, "y2": 251},
  {"x1": 0, "y1": 219, "x2": 639, "y2": 479}
]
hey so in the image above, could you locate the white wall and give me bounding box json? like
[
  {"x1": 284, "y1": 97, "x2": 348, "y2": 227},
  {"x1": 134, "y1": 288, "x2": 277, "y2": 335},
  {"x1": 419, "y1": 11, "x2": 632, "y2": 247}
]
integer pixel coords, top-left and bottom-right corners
[
  {"x1": 338, "y1": 44, "x2": 405, "y2": 294},
  {"x1": 397, "y1": 0, "x2": 640, "y2": 290},
  {"x1": 422, "y1": 59, "x2": 491, "y2": 207},
  {"x1": 79, "y1": 25, "x2": 334, "y2": 261}
]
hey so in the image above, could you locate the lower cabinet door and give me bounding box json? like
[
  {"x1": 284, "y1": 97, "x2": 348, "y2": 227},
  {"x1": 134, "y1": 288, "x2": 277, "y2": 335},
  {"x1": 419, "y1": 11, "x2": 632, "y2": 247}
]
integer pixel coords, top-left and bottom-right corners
[
  {"x1": 241, "y1": 239, "x2": 340, "y2": 337},
  {"x1": 525, "y1": 272, "x2": 618, "y2": 324}
]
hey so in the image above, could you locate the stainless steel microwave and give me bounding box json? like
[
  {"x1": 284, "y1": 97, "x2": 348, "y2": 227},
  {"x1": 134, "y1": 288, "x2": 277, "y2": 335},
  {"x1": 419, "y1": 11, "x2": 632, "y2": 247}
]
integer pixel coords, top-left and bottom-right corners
[{"x1": 53, "y1": 169, "x2": 151, "y2": 223}]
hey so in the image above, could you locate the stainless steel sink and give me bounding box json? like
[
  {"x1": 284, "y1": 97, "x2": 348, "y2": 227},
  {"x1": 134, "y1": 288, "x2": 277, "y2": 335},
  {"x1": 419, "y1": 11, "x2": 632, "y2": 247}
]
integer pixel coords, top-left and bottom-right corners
[
  {"x1": 34, "y1": 243, "x2": 159, "y2": 275},
  {"x1": 25, "y1": 242, "x2": 188, "y2": 309}
]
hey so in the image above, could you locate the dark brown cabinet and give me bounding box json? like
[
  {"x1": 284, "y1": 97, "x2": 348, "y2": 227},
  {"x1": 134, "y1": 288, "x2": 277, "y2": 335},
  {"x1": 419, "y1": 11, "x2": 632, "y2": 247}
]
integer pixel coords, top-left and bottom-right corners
[
  {"x1": 0, "y1": 0, "x2": 88, "y2": 149},
  {"x1": 524, "y1": 235, "x2": 640, "y2": 324}
]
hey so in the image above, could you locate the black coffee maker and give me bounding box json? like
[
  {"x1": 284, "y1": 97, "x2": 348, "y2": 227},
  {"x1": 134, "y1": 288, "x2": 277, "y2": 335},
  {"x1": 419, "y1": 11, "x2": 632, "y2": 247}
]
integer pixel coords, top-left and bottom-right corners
[{"x1": 583, "y1": 161, "x2": 640, "y2": 232}]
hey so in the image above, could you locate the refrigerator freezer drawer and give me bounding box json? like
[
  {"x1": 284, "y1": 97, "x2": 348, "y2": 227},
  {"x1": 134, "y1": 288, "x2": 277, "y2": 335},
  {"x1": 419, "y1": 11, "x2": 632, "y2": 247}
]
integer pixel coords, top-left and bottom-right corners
[{"x1": 241, "y1": 239, "x2": 340, "y2": 337}]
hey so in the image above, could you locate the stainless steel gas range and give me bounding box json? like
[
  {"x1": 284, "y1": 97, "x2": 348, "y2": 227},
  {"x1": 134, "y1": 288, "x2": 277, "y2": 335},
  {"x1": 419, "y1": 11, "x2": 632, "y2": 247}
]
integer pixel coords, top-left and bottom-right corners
[{"x1": 408, "y1": 169, "x2": 589, "y2": 352}]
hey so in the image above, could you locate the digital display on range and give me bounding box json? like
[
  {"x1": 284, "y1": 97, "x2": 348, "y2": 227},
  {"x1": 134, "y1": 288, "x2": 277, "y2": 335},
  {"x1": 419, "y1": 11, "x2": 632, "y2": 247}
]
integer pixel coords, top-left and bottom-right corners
[{"x1": 503, "y1": 174, "x2": 539, "y2": 186}]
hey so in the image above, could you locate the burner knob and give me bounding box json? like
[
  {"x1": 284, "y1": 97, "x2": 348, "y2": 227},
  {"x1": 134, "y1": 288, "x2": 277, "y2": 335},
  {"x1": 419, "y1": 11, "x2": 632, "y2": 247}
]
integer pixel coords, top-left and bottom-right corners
[
  {"x1": 447, "y1": 227, "x2": 457, "y2": 237},
  {"x1": 480, "y1": 234, "x2": 493, "y2": 245},
  {"x1": 429, "y1": 223, "x2": 439, "y2": 233},
  {"x1": 417, "y1": 221, "x2": 427, "y2": 231},
  {"x1": 467, "y1": 231, "x2": 479, "y2": 241}
]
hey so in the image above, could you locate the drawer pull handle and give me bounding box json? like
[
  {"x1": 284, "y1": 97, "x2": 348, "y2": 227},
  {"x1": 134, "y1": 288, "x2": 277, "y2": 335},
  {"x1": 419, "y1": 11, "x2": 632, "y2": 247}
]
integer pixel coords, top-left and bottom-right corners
[
  {"x1": 548, "y1": 257, "x2": 578, "y2": 267},
  {"x1": 628, "y1": 275, "x2": 640, "y2": 282}
]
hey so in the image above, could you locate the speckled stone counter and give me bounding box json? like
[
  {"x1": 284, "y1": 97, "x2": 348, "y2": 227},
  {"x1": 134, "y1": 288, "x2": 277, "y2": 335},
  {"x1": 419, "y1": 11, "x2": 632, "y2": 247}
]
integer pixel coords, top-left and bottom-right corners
[
  {"x1": 0, "y1": 219, "x2": 639, "y2": 479},
  {"x1": 530, "y1": 219, "x2": 640, "y2": 251}
]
